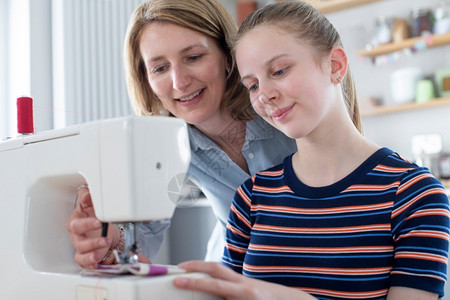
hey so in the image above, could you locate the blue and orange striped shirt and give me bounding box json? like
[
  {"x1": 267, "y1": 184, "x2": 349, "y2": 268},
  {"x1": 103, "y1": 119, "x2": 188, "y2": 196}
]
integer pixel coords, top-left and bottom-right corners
[{"x1": 223, "y1": 148, "x2": 449, "y2": 299}]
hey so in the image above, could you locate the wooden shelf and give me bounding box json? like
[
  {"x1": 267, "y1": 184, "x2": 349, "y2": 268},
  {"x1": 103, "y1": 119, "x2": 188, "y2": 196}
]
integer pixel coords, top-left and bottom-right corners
[
  {"x1": 287, "y1": 0, "x2": 385, "y2": 14},
  {"x1": 360, "y1": 33, "x2": 450, "y2": 58},
  {"x1": 361, "y1": 97, "x2": 450, "y2": 117}
]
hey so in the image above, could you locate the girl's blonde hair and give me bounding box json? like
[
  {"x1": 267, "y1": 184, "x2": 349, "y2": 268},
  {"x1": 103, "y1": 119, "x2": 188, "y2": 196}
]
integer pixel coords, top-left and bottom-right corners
[
  {"x1": 234, "y1": 1, "x2": 362, "y2": 132},
  {"x1": 124, "y1": 0, "x2": 255, "y2": 120}
]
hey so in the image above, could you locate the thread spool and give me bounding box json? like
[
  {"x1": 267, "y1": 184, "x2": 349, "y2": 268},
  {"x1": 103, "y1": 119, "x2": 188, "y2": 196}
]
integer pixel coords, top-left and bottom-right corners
[{"x1": 17, "y1": 96, "x2": 34, "y2": 134}]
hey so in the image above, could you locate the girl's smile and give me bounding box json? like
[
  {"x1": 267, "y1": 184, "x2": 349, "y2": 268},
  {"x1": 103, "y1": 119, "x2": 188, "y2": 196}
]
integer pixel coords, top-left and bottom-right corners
[{"x1": 269, "y1": 104, "x2": 295, "y2": 121}]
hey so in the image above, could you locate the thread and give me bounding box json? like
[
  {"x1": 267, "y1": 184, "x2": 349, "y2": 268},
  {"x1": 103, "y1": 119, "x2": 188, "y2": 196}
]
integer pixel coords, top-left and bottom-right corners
[{"x1": 17, "y1": 96, "x2": 34, "y2": 134}]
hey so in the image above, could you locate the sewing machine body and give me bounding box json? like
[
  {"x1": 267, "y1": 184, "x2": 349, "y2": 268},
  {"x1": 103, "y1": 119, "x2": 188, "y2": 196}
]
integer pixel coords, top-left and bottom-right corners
[{"x1": 0, "y1": 116, "x2": 218, "y2": 299}]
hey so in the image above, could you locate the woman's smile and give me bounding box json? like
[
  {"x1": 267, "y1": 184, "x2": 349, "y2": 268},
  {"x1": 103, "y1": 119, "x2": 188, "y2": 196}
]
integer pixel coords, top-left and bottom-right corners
[{"x1": 175, "y1": 88, "x2": 206, "y2": 107}]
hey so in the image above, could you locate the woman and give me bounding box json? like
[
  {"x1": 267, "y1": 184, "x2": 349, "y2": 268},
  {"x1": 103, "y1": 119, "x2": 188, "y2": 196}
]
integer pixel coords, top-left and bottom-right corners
[
  {"x1": 173, "y1": 1, "x2": 449, "y2": 299},
  {"x1": 66, "y1": 0, "x2": 296, "y2": 268}
]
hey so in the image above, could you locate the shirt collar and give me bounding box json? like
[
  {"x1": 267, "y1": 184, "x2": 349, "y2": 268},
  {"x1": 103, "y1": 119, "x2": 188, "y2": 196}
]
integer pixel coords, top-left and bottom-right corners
[
  {"x1": 188, "y1": 125, "x2": 214, "y2": 151},
  {"x1": 246, "y1": 115, "x2": 275, "y2": 141},
  {"x1": 188, "y1": 115, "x2": 275, "y2": 152}
]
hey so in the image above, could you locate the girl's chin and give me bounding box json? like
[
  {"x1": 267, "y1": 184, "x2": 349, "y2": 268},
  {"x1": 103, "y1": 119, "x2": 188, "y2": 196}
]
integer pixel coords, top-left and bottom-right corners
[{"x1": 271, "y1": 123, "x2": 301, "y2": 140}]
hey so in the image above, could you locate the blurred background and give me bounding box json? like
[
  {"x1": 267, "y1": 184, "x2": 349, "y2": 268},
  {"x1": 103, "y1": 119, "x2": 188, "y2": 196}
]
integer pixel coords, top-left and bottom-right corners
[{"x1": 1, "y1": 0, "x2": 449, "y2": 264}]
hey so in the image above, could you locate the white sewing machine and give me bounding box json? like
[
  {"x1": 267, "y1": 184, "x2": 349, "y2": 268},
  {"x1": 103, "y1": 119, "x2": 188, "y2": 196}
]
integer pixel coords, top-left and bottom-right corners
[{"x1": 0, "y1": 115, "x2": 219, "y2": 299}]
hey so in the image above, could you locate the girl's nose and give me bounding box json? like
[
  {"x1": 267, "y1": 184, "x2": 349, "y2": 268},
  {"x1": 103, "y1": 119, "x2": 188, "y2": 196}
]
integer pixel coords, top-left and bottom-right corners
[
  {"x1": 258, "y1": 92, "x2": 271, "y2": 104},
  {"x1": 257, "y1": 81, "x2": 278, "y2": 104}
]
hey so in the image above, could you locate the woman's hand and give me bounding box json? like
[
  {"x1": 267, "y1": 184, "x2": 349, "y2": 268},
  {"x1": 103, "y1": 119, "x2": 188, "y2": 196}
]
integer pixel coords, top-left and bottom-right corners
[
  {"x1": 66, "y1": 187, "x2": 114, "y2": 268},
  {"x1": 173, "y1": 261, "x2": 317, "y2": 300},
  {"x1": 66, "y1": 187, "x2": 151, "y2": 268}
]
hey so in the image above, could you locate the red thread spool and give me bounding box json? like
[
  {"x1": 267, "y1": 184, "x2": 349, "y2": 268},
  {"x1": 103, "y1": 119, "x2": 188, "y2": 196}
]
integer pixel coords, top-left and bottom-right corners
[{"x1": 17, "y1": 96, "x2": 34, "y2": 134}]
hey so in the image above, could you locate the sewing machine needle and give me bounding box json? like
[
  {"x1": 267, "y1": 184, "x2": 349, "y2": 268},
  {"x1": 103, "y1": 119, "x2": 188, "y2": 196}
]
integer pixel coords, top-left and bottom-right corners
[{"x1": 101, "y1": 222, "x2": 108, "y2": 237}]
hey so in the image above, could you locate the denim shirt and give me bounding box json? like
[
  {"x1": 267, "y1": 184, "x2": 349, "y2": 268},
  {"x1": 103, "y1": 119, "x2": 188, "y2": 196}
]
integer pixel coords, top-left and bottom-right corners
[
  {"x1": 187, "y1": 116, "x2": 297, "y2": 261},
  {"x1": 136, "y1": 116, "x2": 296, "y2": 261}
]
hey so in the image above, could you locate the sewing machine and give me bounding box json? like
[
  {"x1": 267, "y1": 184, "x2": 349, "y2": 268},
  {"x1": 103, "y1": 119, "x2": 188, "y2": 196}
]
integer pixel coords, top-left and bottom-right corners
[{"x1": 0, "y1": 115, "x2": 219, "y2": 299}]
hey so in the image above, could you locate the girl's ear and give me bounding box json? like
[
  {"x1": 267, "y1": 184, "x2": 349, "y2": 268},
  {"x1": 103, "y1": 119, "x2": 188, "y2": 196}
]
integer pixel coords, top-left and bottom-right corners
[{"x1": 330, "y1": 46, "x2": 348, "y2": 84}]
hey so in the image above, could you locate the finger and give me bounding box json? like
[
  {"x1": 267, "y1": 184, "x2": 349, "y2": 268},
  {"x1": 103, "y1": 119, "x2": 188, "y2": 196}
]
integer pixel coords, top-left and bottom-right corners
[
  {"x1": 76, "y1": 187, "x2": 93, "y2": 212},
  {"x1": 74, "y1": 250, "x2": 103, "y2": 269},
  {"x1": 138, "y1": 254, "x2": 151, "y2": 264},
  {"x1": 72, "y1": 234, "x2": 110, "y2": 255},
  {"x1": 173, "y1": 275, "x2": 245, "y2": 299},
  {"x1": 178, "y1": 261, "x2": 241, "y2": 282},
  {"x1": 68, "y1": 217, "x2": 103, "y2": 236}
]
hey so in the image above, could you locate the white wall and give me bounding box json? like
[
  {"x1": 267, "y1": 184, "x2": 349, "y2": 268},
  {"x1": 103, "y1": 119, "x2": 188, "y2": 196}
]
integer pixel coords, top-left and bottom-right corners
[
  {"x1": 30, "y1": 0, "x2": 53, "y2": 132},
  {"x1": 1, "y1": 0, "x2": 31, "y2": 138},
  {"x1": 0, "y1": 0, "x2": 8, "y2": 139}
]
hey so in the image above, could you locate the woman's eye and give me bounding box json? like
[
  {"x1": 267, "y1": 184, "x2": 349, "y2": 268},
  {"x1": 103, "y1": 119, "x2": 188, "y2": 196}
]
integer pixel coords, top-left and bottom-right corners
[
  {"x1": 152, "y1": 65, "x2": 167, "y2": 73},
  {"x1": 187, "y1": 54, "x2": 202, "y2": 62}
]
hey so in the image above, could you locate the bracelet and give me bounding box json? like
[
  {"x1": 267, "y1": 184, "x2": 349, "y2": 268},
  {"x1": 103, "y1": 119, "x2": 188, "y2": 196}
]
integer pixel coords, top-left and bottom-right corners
[
  {"x1": 101, "y1": 225, "x2": 124, "y2": 263},
  {"x1": 101, "y1": 249, "x2": 113, "y2": 263},
  {"x1": 115, "y1": 225, "x2": 125, "y2": 252}
]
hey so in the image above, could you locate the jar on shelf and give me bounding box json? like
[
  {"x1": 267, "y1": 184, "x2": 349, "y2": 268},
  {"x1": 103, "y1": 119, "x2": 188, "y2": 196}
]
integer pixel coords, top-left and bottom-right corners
[
  {"x1": 392, "y1": 18, "x2": 410, "y2": 42},
  {"x1": 433, "y1": 3, "x2": 450, "y2": 34},
  {"x1": 410, "y1": 8, "x2": 434, "y2": 37},
  {"x1": 369, "y1": 15, "x2": 394, "y2": 47}
]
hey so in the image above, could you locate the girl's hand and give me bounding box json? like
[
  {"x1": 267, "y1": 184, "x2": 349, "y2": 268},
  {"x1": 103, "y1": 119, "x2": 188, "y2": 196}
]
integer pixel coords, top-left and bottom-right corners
[{"x1": 173, "y1": 261, "x2": 317, "y2": 300}]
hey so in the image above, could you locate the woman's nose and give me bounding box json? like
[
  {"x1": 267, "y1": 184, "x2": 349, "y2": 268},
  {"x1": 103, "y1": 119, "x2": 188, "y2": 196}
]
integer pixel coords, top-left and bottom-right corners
[{"x1": 171, "y1": 66, "x2": 191, "y2": 91}]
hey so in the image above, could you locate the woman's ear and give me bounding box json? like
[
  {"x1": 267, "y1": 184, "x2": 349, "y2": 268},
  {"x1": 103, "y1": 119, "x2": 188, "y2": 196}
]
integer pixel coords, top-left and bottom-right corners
[
  {"x1": 225, "y1": 54, "x2": 233, "y2": 76},
  {"x1": 330, "y1": 46, "x2": 348, "y2": 84}
]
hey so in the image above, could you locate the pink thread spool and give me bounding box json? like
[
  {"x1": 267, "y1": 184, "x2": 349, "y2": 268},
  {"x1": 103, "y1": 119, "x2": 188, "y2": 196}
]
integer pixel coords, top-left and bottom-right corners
[{"x1": 17, "y1": 96, "x2": 34, "y2": 134}]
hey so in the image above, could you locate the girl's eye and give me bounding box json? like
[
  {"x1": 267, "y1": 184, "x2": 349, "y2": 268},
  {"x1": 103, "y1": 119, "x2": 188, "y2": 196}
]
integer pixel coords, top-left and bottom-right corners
[
  {"x1": 273, "y1": 67, "x2": 287, "y2": 76},
  {"x1": 248, "y1": 83, "x2": 259, "y2": 93}
]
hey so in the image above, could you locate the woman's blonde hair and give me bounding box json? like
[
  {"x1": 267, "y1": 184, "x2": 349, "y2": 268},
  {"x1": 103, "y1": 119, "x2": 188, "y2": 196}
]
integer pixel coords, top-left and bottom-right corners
[
  {"x1": 234, "y1": 1, "x2": 362, "y2": 132},
  {"x1": 124, "y1": 0, "x2": 255, "y2": 120}
]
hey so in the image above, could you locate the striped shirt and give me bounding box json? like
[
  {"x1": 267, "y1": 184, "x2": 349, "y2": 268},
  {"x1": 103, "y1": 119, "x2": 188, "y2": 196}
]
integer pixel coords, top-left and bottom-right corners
[{"x1": 223, "y1": 147, "x2": 449, "y2": 299}]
